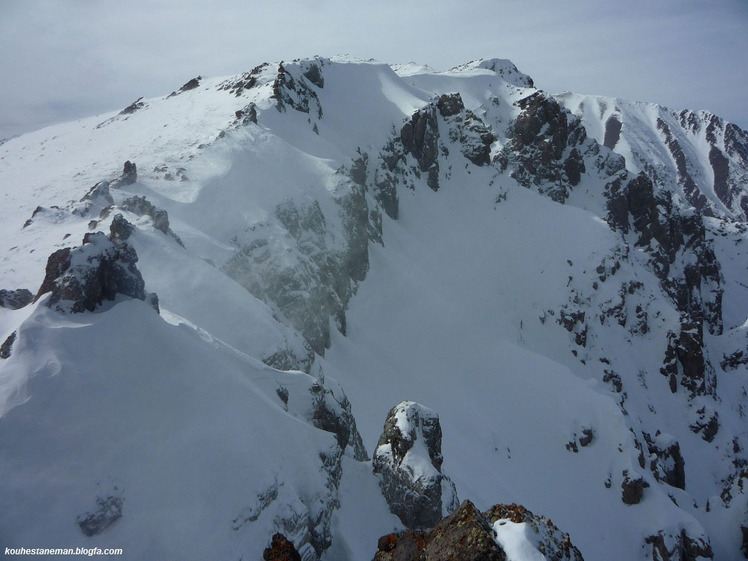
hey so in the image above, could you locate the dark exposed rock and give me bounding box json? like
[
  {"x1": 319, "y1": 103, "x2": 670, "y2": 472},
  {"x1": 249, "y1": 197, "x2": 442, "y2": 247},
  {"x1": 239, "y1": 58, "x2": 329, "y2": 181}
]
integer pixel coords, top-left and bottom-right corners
[
  {"x1": 457, "y1": 110, "x2": 496, "y2": 167},
  {"x1": 22, "y1": 205, "x2": 45, "y2": 228},
  {"x1": 263, "y1": 533, "x2": 302, "y2": 561},
  {"x1": 303, "y1": 63, "x2": 325, "y2": 88},
  {"x1": 0, "y1": 331, "x2": 16, "y2": 359},
  {"x1": 34, "y1": 247, "x2": 72, "y2": 302},
  {"x1": 311, "y1": 381, "x2": 369, "y2": 461},
  {"x1": 436, "y1": 93, "x2": 464, "y2": 117},
  {"x1": 557, "y1": 308, "x2": 587, "y2": 347},
  {"x1": 608, "y1": 171, "x2": 723, "y2": 398},
  {"x1": 76, "y1": 495, "x2": 123, "y2": 537},
  {"x1": 689, "y1": 407, "x2": 719, "y2": 442},
  {"x1": 722, "y1": 349, "x2": 748, "y2": 371},
  {"x1": 621, "y1": 470, "x2": 648, "y2": 505},
  {"x1": 81, "y1": 181, "x2": 114, "y2": 206},
  {"x1": 119, "y1": 97, "x2": 145, "y2": 115},
  {"x1": 112, "y1": 160, "x2": 137, "y2": 188},
  {"x1": 567, "y1": 428, "x2": 595, "y2": 453},
  {"x1": 272, "y1": 63, "x2": 323, "y2": 118},
  {"x1": 644, "y1": 528, "x2": 713, "y2": 561},
  {"x1": 0, "y1": 288, "x2": 33, "y2": 310},
  {"x1": 579, "y1": 428, "x2": 594, "y2": 447},
  {"x1": 401, "y1": 105, "x2": 440, "y2": 191},
  {"x1": 350, "y1": 153, "x2": 368, "y2": 186},
  {"x1": 372, "y1": 139, "x2": 402, "y2": 219},
  {"x1": 374, "y1": 501, "x2": 504, "y2": 561},
  {"x1": 34, "y1": 217, "x2": 158, "y2": 314},
  {"x1": 660, "y1": 322, "x2": 714, "y2": 398},
  {"x1": 109, "y1": 213, "x2": 135, "y2": 242},
  {"x1": 709, "y1": 145, "x2": 731, "y2": 205},
  {"x1": 603, "y1": 115, "x2": 622, "y2": 149},
  {"x1": 644, "y1": 432, "x2": 686, "y2": 490},
  {"x1": 373, "y1": 401, "x2": 458, "y2": 529},
  {"x1": 121, "y1": 195, "x2": 170, "y2": 235},
  {"x1": 499, "y1": 91, "x2": 588, "y2": 202},
  {"x1": 262, "y1": 343, "x2": 315, "y2": 374},
  {"x1": 168, "y1": 76, "x2": 201, "y2": 98},
  {"x1": 657, "y1": 118, "x2": 710, "y2": 214},
  {"x1": 422, "y1": 501, "x2": 504, "y2": 561},
  {"x1": 219, "y1": 63, "x2": 268, "y2": 96},
  {"x1": 374, "y1": 500, "x2": 585, "y2": 561}
]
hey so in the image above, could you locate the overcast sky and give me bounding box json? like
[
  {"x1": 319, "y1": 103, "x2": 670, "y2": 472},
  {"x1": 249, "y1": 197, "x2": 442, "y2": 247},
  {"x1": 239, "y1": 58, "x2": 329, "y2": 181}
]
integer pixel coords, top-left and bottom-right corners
[{"x1": 2, "y1": 0, "x2": 747, "y2": 140}]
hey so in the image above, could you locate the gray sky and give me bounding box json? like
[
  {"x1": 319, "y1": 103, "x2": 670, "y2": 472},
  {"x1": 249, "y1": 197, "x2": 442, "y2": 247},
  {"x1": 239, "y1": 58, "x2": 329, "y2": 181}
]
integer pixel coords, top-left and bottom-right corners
[{"x1": 1, "y1": 0, "x2": 747, "y2": 140}]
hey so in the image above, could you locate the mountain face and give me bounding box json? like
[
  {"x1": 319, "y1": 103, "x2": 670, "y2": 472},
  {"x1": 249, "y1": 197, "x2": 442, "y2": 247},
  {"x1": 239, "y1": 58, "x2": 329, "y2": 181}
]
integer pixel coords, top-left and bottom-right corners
[{"x1": 1, "y1": 56, "x2": 748, "y2": 561}]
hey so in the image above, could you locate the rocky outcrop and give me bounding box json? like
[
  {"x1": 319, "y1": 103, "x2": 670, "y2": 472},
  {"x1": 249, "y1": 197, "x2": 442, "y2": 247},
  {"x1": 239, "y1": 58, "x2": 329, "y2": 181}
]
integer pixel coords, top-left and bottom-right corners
[
  {"x1": 436, "y1": 93, "x2": 496, "y2": 166},
  {"x1": 621, "y1": 470, "x2": 648, "y2": 505},
  {"x1": 119, "y1": 97, "x2": 145, "y2": 116},
  {"x1": 121, "y1": 195, "x2": 169, "y2": 234},
  {"x1": 0, "y1": 288, "x2": 33, "y2": 310},
  {"x1": 263, "y1": 533, "x2": 302, "y2": 561},
  {"x1": 120, "y1": 195, "x2": 183, "y2": 247},
  {"x1": 241, "y1": 372, "x2": 368, "y2": 559},
  {"x1": 373, "y1": 500, "x2": 584, "y2": 561},
  {"x1": 374, "y1": 501, "x2": 504, "y2": 561},
  {"x1": 644, "y1": 528, "x2": 713, "y2": 561},
  {"x1": 112, "y1": 160, "x2": 137, "y2": 188},
  {"x1": 364, "y1": 93, "x2": 498, "y2": 220},
  {"x1": 606, "y1": 172, "x2": 723, "y2": 398},
  {"x1": 272, "y1": 62, "x2": 323, "y2": 119},
  {"x1": 35, "y1": 215, "x2": 158, "y2": 314},
  {"x1": 310, "y1": 379, "x2": 369, "y2": 461},
  {"x1": 644, "y1": 432, "x2": 686, "y2": 490},
  {"x1": 498, "y1": 91, "x2": 588, "y2": 203},
  {"x1": 401, "y1": 105, "x2": 441, "y2": 191},
  {"x1": 372, "y1": 401, "x2": 458, "y2": 528},
  {"x1": 485, "y1": 503, "x2": 584, "y2": 561},
  {"x1": 79, "y1": 180, "x2": 114, "y2": 210},
  {"x1": 76, "y1": 495, "x2": 123, "y2": 537},
  {"x1": 0, "y1": 331, "x2": 16, "y2": 359},
  {"x1": 167, "y1": 76, "x2": 202, "y2": 98}
]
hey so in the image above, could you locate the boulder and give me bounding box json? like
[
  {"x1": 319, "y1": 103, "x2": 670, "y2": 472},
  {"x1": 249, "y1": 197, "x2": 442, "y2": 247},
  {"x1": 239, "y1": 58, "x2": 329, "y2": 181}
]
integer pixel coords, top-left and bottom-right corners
[
  {"x1": 0, "y1": 288, "x2": 33, "y2": 310},
  {"x1": 114, "y1": 161, "x2": 137, "y2": 187},
  {"x1": 263, "y1": 533, "x2": 302, "y2": 561},
  {"x1": 373, "y1": 401, "x2": 458, "y2": 528},
  {"x1": 621, "y1": 470, "x2": 649, "y2": 505},
  {"x1": 35, "y1": 215, "x2": 158, "y2": 314}
]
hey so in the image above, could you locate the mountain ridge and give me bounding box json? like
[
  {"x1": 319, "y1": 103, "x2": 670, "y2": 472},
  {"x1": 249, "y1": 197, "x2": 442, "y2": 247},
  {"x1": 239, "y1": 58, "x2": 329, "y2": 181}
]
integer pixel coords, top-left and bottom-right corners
[{"x1": 1, "y1": 56, "x2": 748, "y2": 560}]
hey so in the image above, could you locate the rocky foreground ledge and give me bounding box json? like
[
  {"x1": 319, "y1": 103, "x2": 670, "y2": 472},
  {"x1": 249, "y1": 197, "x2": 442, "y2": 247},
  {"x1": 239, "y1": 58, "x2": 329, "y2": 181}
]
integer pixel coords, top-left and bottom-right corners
[{"x1": 264, "y1": 499, "x2": 584, "y2": 561}]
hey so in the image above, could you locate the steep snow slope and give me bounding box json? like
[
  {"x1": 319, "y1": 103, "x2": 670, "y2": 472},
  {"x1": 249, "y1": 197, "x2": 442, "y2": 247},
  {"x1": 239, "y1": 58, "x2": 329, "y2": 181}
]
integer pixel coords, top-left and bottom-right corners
[
  {"x1": 1, "y1": 56, "x2": 748, "y2": 560},
  {"x1": 558, "y1": 92, "x2": 748, "y2": 221}
]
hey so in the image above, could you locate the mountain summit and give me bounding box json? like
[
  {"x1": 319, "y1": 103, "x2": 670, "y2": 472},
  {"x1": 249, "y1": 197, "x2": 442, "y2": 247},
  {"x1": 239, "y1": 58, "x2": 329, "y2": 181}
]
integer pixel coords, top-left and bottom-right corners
[{"x1": 1, "y1": 56, "x2": 747, "y2": 561}]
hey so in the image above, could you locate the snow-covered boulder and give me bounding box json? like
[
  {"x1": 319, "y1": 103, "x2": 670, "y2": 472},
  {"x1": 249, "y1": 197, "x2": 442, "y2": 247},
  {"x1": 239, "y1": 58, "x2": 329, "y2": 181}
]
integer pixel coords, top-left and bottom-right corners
[
  {"x1": 373, "y1": 401, "x2": 458, "y2": 528},
  {"x1": 35, "y1": 214, "x2": 158, "y2": 314}
]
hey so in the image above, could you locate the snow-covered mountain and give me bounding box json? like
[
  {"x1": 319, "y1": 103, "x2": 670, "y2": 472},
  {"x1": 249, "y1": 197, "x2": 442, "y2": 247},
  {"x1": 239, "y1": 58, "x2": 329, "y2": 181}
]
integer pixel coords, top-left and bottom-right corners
[{"x1": 1, "y1": 56, "x2": 748, "y2": 561}]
